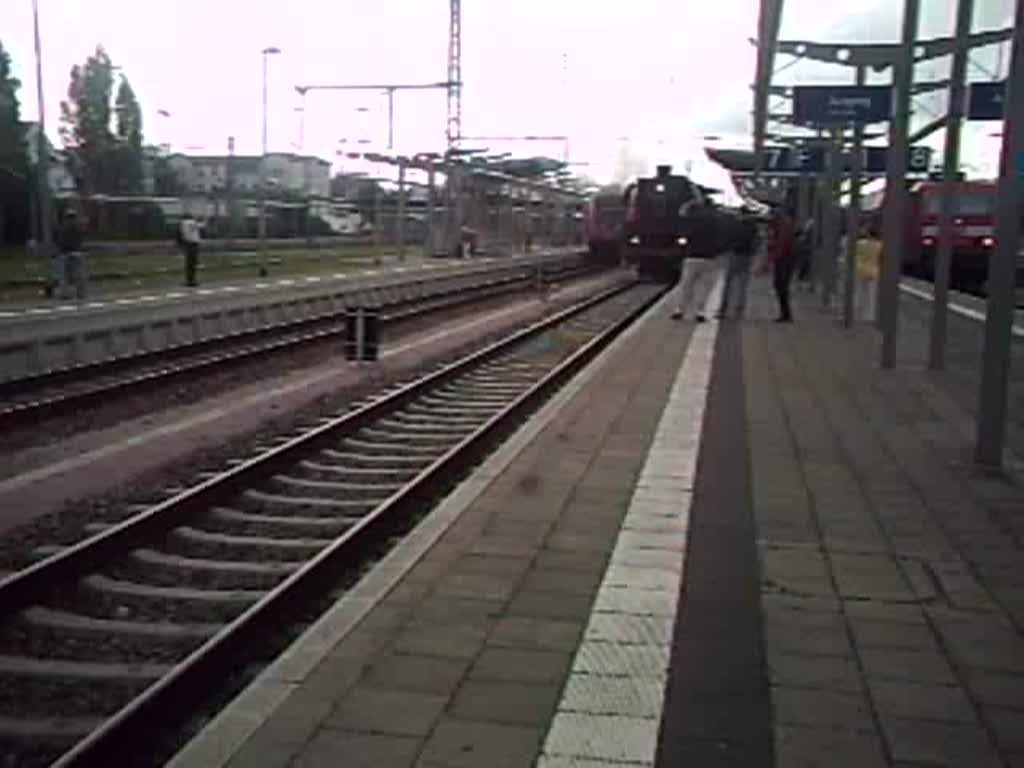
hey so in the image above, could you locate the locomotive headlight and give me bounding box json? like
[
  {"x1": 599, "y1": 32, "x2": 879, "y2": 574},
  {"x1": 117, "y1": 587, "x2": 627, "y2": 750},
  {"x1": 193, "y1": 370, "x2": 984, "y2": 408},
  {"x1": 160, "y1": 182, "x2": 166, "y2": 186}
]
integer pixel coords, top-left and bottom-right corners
[
  {"x1": 655, "y1": 184, "x2": 665, "y2": 193},
  {"x1": 629, "y1": 235, "x2": 640, "y2": 245},
  {"x1": 677, "y1": 236, "x2": 688, "y2": 246},
  {"x1": 982, "y1": 237, "x2": 995, "y2": 247}
]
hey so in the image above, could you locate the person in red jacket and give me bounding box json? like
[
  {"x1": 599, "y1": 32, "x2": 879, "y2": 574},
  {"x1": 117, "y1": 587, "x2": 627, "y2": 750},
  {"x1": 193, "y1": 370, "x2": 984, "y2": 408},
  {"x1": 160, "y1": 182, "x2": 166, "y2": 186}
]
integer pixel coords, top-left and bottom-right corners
[{"x1": 767, "y1": 207, "x2": 797, "y2": 323}]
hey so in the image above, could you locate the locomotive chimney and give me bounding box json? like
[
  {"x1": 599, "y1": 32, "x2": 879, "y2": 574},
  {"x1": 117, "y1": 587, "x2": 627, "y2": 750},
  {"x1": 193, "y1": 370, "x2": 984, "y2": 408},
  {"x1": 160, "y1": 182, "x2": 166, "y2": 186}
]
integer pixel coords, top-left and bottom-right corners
[{"x1": 656, "y1": 164, "x2": 672, "y2": 177}]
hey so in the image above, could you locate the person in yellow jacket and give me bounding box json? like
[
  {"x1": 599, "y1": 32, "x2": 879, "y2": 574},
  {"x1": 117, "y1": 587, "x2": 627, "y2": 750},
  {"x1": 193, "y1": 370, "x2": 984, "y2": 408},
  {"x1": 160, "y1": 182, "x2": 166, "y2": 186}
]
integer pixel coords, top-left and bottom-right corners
[{"x1": 855, "y1": 225, "x2": 882, "y2": 322}]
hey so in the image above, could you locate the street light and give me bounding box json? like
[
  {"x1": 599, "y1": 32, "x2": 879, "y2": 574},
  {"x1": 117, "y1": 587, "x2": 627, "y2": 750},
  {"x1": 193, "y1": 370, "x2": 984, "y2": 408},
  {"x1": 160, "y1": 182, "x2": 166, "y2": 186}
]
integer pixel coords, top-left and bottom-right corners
[{"x1": 259, "y1": 45, "x2": 281, "y2": 276}]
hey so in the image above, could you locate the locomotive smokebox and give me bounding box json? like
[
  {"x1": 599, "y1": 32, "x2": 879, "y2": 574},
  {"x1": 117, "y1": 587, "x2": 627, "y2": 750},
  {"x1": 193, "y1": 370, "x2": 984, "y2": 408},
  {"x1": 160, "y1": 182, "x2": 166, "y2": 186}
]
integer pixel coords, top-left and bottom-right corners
[{"x1": 655, "y1": 164, "x2": 672, "y2": 177}]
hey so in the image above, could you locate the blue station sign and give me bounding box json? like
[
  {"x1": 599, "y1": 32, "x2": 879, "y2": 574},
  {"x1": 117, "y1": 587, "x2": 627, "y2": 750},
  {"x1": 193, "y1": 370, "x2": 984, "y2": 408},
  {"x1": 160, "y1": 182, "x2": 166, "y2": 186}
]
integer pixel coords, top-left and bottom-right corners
[
  {"x1": 793, "y1": 85, "x2": 894, "y2": 125},
  {"x1": 968, "y1": 81, "x2": 1007, "y2": 121}
]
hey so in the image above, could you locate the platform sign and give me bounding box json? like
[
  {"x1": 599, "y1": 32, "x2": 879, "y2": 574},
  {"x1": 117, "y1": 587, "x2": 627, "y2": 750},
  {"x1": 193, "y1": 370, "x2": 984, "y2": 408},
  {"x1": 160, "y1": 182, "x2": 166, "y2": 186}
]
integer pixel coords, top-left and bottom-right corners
[
  {"x1": 732, "y1": 145, "x2": 931, "y2": 177},
  {"x1": 968, "y1": 81, "x2": 1007, "y2": 120},
  {"x1": 793, "y1": 85, "x2": 893, "y2": 125}
]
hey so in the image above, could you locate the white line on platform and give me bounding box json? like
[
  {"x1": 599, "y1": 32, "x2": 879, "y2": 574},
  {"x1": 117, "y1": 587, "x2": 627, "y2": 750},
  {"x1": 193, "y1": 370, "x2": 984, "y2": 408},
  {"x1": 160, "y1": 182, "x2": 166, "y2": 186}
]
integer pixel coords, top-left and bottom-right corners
[
  {"x1": 276, "y1": 279, "x2": 296, "y2": 286},
  {"x1": 539, "y1": 277, "x2": 723, "y2": 767},
  {"x1": 900, "y1": 283, "x2": 1024, "y2": 339},
  {"x1": 164, "y1": 292, "x2": 184, "y2": 300},
  {"x1": 84, "y1": 301, "x2": 107, "y2": 309},
  {"x1": 24, "y1": 307, "x2": 53, "y2": 315},
  {"x1": 55, "y1": 305, "x2": 77, "y2": 312}
]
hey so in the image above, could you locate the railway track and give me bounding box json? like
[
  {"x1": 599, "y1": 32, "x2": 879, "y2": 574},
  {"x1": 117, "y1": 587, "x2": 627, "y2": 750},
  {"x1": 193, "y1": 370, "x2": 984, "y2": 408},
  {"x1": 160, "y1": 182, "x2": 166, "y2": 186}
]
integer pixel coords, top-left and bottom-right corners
[
  {"x1": 0, "y1": 258, "x2": 593, "y2": 430},
  {"x1": 0, "y1": 280, "x2": 664, "y2": 768}
]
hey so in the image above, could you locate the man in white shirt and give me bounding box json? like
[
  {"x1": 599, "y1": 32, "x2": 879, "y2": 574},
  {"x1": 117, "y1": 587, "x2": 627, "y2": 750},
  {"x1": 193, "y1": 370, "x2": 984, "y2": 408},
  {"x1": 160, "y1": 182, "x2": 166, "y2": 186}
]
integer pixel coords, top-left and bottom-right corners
[{"x1": 178, "y1": 211, "x2": 202, "y2": 287}]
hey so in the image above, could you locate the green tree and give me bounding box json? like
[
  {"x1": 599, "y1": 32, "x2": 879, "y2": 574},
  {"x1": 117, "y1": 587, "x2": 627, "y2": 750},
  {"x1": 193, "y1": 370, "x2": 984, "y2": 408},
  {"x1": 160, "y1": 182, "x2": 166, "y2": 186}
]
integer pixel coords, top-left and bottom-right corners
[
  {"x1": 112, "y1": 77, "x2": 143, "y2": 194},
  {"x1": 59, "y1": 45, "x2": 145, "y2": 195},
  {"x1": 0, "y1": 40, "x2": 30, "y2": 245}
]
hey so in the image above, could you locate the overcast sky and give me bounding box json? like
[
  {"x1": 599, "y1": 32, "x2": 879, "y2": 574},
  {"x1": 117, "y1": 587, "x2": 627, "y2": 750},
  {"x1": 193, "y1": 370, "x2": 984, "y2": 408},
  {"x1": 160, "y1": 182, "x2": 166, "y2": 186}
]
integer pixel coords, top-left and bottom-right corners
[{"x1": 2, "y1": 0, "x2": 1016, "y2": 196}]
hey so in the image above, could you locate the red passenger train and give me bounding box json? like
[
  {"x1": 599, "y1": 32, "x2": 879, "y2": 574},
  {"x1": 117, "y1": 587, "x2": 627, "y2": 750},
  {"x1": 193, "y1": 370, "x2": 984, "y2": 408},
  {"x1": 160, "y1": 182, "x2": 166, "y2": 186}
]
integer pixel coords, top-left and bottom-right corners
[
  {"x1": 584, "y1": 185, "x2": 627, "y2": 268},
  {"x1": 861, "y1": 179, "x2": 998, "y2": 287}
]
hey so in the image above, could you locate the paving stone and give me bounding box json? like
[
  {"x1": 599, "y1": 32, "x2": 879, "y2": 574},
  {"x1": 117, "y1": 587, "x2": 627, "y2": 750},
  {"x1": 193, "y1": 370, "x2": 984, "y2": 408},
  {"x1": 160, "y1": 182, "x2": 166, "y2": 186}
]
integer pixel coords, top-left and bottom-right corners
[
  {"x1": 859, "y1": 647, "x2": 959, "y2": 684},
  {"x1": 985, "y1": 707, "x2": 1024, "y2": 753},
  {"x1": 880, "y1": 717, "x2": 1004, "y2": 767},
  {"x1": 488, "y1": 616, "x2": 584, "y2": 652},
  {"x1": 469, "y1": 647, "x2": 572, "y2": 685},
  {"x1": 829, "y1": 553, "x2": 915, "y2": 602},
  {"x1": 413, "y1": 596, "x2": 505, "y2": 626},
  {"x1": 362, "y1": 653, "x2": 471, "y2": 696},
  {"x1": 433, "y1": 569, "x2": 521, "y2": 601},
  {"x1": 545, "y1": 531, "x2": 617, "y2": 555},
  {"x1": 449, "y1": 679, "x2": 562, "y2": 726},
  {"x1": 507, "y1": 589, "x2": 595, "y2": 622},
  {"x1": 534, "y1": 549, "x2": 611, "y2": 574},
  {"x1": 762, "y1": 593, "x2": 842, "y2": 615},
  {"x1": 326, "y1": 686, "x2": 447, "y2": 736},
  {"x1": 966, "y1": 671, "x2": 1024, "y2": 709},
  {"x1": 934, "y1": 617, "x2": 1024, "y2": 673},
  {"x1": 392, "y1": 622, "x2": 491, "y2": 659},
  {"x1": 520, "y1": 567, "x2": 604, "y2": 596},
  {"x1": 761, "y1": 548, "x2": 834, "y2": 597},
  {"x1": 417, "y1": 717, "x2": 543, "y2": 768},
  {"x1": 774, "y1": 724, "x2": 887, "y2": 768},
  {"x1": 452, "y1": 553, "x2": 533, "y2": 578},
  {"x1": 764, "y1": 623, "x2": 854, "y2": 658},
  {"x1": 767, "y1": 653, "x2": 864, "y2": 692},
  {"x1": 772, "y1": 686, "x2": 874, "y2": 730},
  {"x1": 295, "y1": 730, "x2": 420, "y2": 768},
  {"x1": 543, "y1": 711, "x2": 659, "y2": 764},
  {"x1": 867, "y1": 679, "x2": 977, "y2": 723},
  {"x1": 843, "y1": 600, "x2": 926, "y2": 624},
  {"x1": 469, "y1": 534, "x2": 542, "y2": 559},
  {"x1": 848, "y1": 617, "x2": 939, "y2": 651}
]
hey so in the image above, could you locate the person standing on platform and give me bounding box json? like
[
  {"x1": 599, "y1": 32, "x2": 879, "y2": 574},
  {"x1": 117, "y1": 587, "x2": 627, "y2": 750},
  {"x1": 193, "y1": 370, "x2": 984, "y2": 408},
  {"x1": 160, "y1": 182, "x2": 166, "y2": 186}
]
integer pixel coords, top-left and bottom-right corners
[
  {"x1": 717, "y1": 209, "x2": 759, "y2": 319},
  {"x1": 55, "y1": 207, "x2": 87, "y2": 300},
  {"x1": 855, "y1": 222, "x2": 882, "y2": 322},
  {"x1": 178, "y1": 210, "x2": 202, "y2": 287},
  {"x1": 767, "y1": 207, "x2": 797, "y2": 323},
  {"x1": 671, "y1": 200, "x2": 719, "y2": 323}
]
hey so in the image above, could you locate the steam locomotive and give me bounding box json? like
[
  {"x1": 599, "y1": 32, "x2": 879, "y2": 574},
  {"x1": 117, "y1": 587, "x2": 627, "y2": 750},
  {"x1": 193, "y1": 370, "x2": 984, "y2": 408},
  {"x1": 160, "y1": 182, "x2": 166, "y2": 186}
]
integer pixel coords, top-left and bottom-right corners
[{"x1": 621, "y1": 165, "x2": 711, "y2": 283}]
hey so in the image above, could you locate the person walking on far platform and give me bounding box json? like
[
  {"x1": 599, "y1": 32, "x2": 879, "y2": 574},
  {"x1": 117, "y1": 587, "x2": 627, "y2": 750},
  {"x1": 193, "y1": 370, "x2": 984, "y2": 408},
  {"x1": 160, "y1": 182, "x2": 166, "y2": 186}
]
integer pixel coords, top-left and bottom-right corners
[
  {"x1": 766, "y1": 206, "x2": 797, "y2": 323},
  {"x1": 716, "y1": 209, "x2": 759, "y2": 319},
  {"x1": 178, "y1": 210, "x2": 202, "y2": 287},
  {"x1": 55, "y1": 206, "x2": 87, "y2": 300}
]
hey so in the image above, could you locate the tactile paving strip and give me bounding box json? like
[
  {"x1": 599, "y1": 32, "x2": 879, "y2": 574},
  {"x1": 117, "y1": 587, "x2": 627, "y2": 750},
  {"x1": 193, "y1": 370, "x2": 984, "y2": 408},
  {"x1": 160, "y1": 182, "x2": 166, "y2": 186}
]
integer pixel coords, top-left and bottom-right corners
[{"x1": 538, "y1": 276, "x2": 723, "y2": 767}]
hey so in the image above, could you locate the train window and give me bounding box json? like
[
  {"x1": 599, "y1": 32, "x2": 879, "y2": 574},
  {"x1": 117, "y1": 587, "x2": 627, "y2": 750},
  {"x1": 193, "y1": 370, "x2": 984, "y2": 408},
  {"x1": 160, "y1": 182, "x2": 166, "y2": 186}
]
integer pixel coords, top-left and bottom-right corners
[{"x1": 923, "y1": 189, "x2": 995, "y2": 216}]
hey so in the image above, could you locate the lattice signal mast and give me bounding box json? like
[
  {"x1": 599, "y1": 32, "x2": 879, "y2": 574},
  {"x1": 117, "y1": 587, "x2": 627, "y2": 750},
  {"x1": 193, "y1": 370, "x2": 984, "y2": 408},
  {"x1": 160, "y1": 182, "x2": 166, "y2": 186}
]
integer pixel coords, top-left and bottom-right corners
[{"x1": 446, "y1": 0, "x2": 462, "y2": 149}]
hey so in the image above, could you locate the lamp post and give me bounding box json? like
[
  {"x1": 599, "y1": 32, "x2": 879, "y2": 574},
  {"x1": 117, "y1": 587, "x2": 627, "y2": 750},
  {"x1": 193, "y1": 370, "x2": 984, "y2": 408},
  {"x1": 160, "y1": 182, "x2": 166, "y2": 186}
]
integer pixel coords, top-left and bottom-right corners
[
  {"x1": 259, "y1": 46, "x2": 281, "y2": 277},
  {"x1": 31, "y1": 0, "x2": 52, "y2": 263}
]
